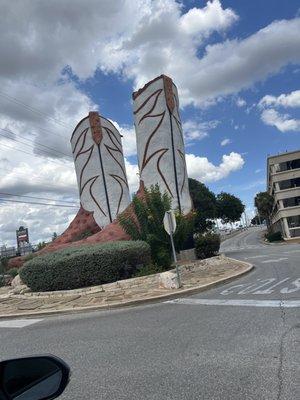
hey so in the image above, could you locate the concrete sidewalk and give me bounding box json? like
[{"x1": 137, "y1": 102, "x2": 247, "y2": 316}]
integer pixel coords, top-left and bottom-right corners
[{"x1": 0, "y1": 256, "x2": 253, "y2": 319}]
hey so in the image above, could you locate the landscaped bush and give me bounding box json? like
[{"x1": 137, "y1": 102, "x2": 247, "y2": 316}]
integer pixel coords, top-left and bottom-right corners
[
  {"x1": 265, "y1": 231, "x2": 282, "y2": 242},
  {"x1": 118, "y1": 185, "x2": 195, "y2": 268},
  {"x1": 20, "y1": 241, "x2": 151, "y2": 292},
  {"x1": 134, "y1": 263, "x2": 165, "y2": 277},
  {"x1": 6, "y1": 268, "x2": 19, "y2": 279},
  {"x1": 195, "y1": 233, "x2": 221, "y2": 259}
]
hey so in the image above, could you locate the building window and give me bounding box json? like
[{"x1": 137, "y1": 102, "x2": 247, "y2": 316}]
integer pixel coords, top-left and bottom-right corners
[
  {"x1": 282, "y1": 196, "x2": 300, "y2": 208},
  {"x1": 279, "y1": 177, "x2": 300, "y2": 190},
  {"x1": 287, "y1": 215, "x2": 300, "y2": 228},
  {"x1": 278, "y1": 158, "x2": 300, "y2": 172}
]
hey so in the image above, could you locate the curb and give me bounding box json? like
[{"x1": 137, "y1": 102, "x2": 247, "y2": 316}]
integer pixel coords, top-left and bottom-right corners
[{"x1": 0, "y1": 259, "x2": 254, "y2": 320}]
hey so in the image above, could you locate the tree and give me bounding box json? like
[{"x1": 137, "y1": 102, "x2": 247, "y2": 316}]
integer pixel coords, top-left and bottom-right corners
[
  {"x1": 251, "y1": 215, "x2": 260, "y2": 225},
  {"x1": 216, "y1": 192, "x2": 245, "y2": 224},
  {"x1": 188, "y1": 178, "x2": 217, "y2": 233},
  {"x1": 52, "y1": 232, "x2": 58, "y2": 241},
  {"x1": 37, "y1": 241, "x2": 47, "y2": 250},
  {"x1": 254, "y1": 191, "x2": 274, "y2": 228},
  {"x1": 118, "y1": 185, "x2": 195, "y2": 268},
  {"x1": 251, "y1": 215, "x2": 265, "y2": 225}
]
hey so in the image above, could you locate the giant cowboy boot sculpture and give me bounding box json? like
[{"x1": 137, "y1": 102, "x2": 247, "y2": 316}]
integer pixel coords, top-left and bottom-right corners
[
  {"x1": 42, "y1": 111, "x2": 131, "y2": 252},
  {"x1": 132, "y1": 75, "x2": 192, "y2": 214}
]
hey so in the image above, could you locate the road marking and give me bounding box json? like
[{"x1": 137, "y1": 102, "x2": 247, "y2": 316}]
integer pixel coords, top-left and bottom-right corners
[
  {"x1": 282, "y1": 250, "x2": 300, "y2": 254},
  {"x1": 0, "y1": 319, "x2": 43, "y2": 328},
  {"x1": 261, "y1": 258, "x2": 288, "y2": 263},
  {"x1": 220, "y1": 278, "x2": 300, "y2": 295},
  {"x1": 165, "y1": 298, "x2": 300, "y2": 308},
  {"x1": 243, "y1": 255, "x2": 269, "y2": 260}
]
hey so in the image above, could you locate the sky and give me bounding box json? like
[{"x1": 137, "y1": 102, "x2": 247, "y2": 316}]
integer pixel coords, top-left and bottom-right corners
[{"x1": 0, "y1": 0, "x2": 300, "y2": 246}]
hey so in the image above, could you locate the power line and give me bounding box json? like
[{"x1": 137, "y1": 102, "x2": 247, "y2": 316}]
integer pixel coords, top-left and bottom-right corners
[
  {"x1": 0, "y1": 143, "x2": 74, "y2": 168},
  {"x1": 0, "y1": 128, "x2": 72, "y2": 159},
  {"x1": 0, "y1": 165, "x2": 77, "y2": 192},
  {"x1": 0, "y1": 90, "x2": 73, "y2": 129},
  {"x1": 0, "y1": 191, "x2": 79, "y2": 205},
  {"x1": 0, "y1": 198, "x2": 79, "y2": 208}
]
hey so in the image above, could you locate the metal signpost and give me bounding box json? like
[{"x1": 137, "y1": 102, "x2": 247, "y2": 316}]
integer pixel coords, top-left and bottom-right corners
[{"x1": 163, "y1": 210, "x2": 181, "y2": 287}]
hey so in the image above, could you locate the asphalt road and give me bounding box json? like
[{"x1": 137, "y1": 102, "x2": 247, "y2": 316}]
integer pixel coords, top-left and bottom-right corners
[{"x1": 0, "y1": 227, "x2": 299, "y2": 399}]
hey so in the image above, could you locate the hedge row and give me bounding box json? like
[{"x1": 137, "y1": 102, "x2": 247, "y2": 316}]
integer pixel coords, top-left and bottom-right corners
[
  {"x1": 265, "y1": 231, "x2": 282, "y2": 242},
  {"x1": 20, "y1": 241, "x2": 151, "y2": 292},
  {"x1": 195, "y1": 233, "x2": 220, "y2": 259}
]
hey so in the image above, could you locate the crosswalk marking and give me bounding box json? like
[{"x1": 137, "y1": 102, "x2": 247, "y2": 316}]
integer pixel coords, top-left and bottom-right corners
[
  {"x1": 165, "y1": 298, "x2": 300, "y2": 308},
  {"x1": 0, "y1": 319, "x2": 43, "y2": 328},
  {"x1": 261, "y1": 258, "x2": 288, "y2": 264},
  {"x1": 220, "y1": 245, "x2": 266, "y2": 252}
]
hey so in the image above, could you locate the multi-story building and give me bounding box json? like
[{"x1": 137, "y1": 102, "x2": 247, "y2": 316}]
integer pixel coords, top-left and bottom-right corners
[{"x1": 267, "y1": 149, "x2": 300, "y2": 239}]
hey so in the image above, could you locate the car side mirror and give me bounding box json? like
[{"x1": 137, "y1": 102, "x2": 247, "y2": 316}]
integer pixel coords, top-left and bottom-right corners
[{"x1": 0, "y1": 355, "x2": 70, "y2": 400}]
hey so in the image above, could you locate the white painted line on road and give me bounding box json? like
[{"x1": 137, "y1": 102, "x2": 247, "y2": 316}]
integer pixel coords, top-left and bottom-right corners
[
  {"x1": 0, "y1": 319, "x2": 43, "y2": 328},
  {"x1": 282, "y1": 250, "x2": 300, "y2": 254},
  {"x1": 261, "y1": 258, "x2": 288, "y2": 264},
  {"x1": 243, "y1": 255, "x2": 269, "y2": 259},
  {"x1": 165, "y1": 298, "x2": 300, "y2": 308}
]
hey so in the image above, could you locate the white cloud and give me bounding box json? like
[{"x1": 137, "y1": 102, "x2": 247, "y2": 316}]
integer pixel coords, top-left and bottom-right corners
[
  {"x1": 0, "y1": 201, "x2": 76, "y2": 246},
  {"x1": 186, "y1": 152, "x2": 244, "y2": 182},
  {"x1": 122, "y1": 14, "x2": 300, "y2": 107},
  {"x1": 236, "y1": 97, "x2": 246, "y2": 107},
  {"x1": 182, "y1": 119, "x2": 219, "y2": 142},
  {"x1": 0, "y1": 1, "x2": 300, "y2": 110},
  {"x1": 124, "y1": 158, "x2": 139, "y2": 193},
  {"x1": 255, "y1": 169, "x2": 262, "y2": 174},
  {"x1": 113, "y1": 122, "x2": 137, "y2": 157},
  {"x1": 220, "y1": 138, "x2": 231, "y2": 146},
  {"x1": 179, "y1": 0, "x2": 238, "y2": 37},
  {"x1": 261, "y1": 109, "x2": 300, "y2": 132},
  {"x1": 259, "y1": 90, "x2": 300, "y2": 108}
]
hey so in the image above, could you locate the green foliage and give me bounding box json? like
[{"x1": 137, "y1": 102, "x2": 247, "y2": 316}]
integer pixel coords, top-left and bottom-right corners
[
  {"x1": 20, "y1": 241, "x2": 151, "y2": 292},
  {"x1": 52, "y1": 232, "x2": 58, "y2": 241},
  {"x1": 37, "y1": 241, "x2": 47, "y2": 250},
  {"x1": 195, "y1": 233, "x2": 221, "y2": 259},
  {"x1": 265, "y1": 231, "x2": 282, "y2": 242},
  {"x1": 189, "y1": 178, "x2": 217, "y2": 233},
  {"x1": 118, "y1": 185, "x2": 195, "y2": 267},
  {"x1": 0, "y1": 260, "x2": 5, "y2": 287},
  {"x1": 7, "y1": 268, "x2": 19, "y2": 279},
  {"x1": 254, "y1": 192, "x2": 274, "y2": 227},
  {"x1": 216, "y1": 192, "x2": 245, "y2": 224},
  {"x1": 134, "y1": 263, "x2": 165, "y2": 277},
  {"x1": 23, "y1": 253, "x2": 36, "y2": 262},
  {"x1": 0, "y1": 257, "x2": 9, "y2": 271},
  {"x1": 251, "y1": 215, "x2": 264, "y2": 225}
]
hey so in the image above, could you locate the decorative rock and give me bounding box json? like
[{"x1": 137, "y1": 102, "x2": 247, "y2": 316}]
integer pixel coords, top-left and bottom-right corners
[
  {"x1": 158, "y1": 271, "x2": 180, "y2": 289},
  {"x1": 179, "y1": 248, "x2": 196, "y2": 261},
  {"x1": 11, "y1": 274, "x2": 23, "y2": 288}
]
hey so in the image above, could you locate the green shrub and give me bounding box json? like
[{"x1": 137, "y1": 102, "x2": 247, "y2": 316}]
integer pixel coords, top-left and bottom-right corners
[
  {"x1": 134, "y1": 263, "x2": 165, "y2": 277},
  {"x1": 265, "y1": 231, "x2": 282, "y2": 242},
  {"x1": 20, "y1": 241, "x2": 151, "y2": 292},
  {"x1": 7, "y1": 268, "x2": 19, "y2": 279},
  {"x1": 118, "y1": 185, "x2": 195, "y2": 268},
  {"x1": 0, "y1": 257, "x2": 8, "y2": 271},
  {"x1": 195, "y1": 233, "x2": 220, "y2": 259},
  {"x1": 23, "y1": 253, "x2": 36, "y2": 262}
]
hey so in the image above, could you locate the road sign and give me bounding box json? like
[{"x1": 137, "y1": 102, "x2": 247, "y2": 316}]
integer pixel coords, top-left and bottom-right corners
[
  {"x1": 163, "y1": 211, "x2": 181, "y2": 287},
  {"x1": 163, "y1": 210, "x2": 176, "y2": 235}
]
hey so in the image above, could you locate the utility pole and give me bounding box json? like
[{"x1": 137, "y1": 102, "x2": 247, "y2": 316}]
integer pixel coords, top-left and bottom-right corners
[{"x1": 243, "y1": 212, "x2": 248, "y2": 229}]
